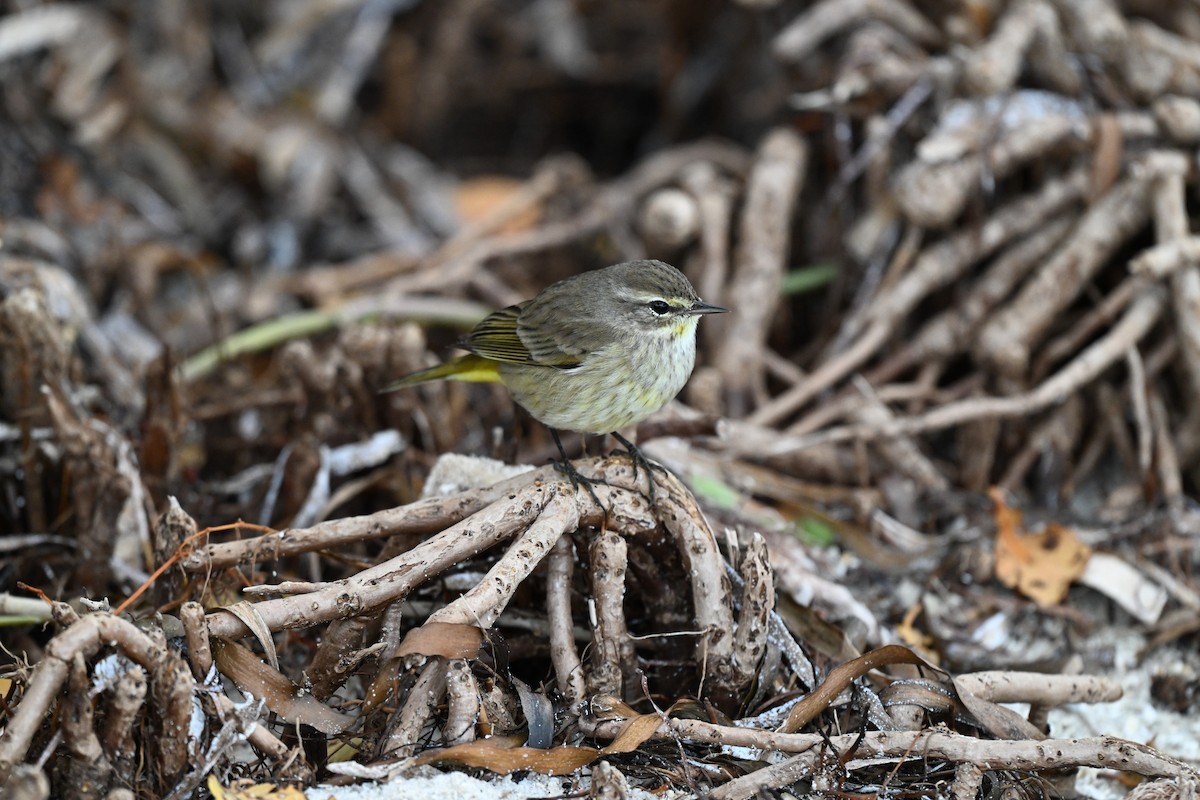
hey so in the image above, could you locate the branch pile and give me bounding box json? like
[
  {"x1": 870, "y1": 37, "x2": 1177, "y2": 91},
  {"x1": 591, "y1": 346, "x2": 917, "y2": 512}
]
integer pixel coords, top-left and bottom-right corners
[{"x1": 0, "y1": 1, "x2": 1199, "y2": 798}]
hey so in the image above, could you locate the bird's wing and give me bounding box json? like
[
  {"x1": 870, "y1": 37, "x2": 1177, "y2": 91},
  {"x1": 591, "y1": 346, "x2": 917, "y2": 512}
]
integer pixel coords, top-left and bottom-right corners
[
  {"x1": 462, "y1": 304, "x2": 586, "y2": 370},
  {"x1": 462, "y1": 306, "x2": 539, "y2": 364},
  {"x1": 515, "y1": 318, "x2": 600, "y2": 368},
  {"x1": 517, "y1": 284, "x2": 620, "y2": 367},
  {"x1": 467, "y1": 287, "x2": 613, "y2": 369}
]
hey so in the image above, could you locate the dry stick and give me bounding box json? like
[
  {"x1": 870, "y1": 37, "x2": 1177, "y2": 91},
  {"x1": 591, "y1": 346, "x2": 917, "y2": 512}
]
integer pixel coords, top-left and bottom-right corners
[
  {"x1": 893, "y1": 110, "x2": 1086, "y2": 230},
  {"x1": 425, "y1": 491, "x2": 584, "y2": 628},
  {"x1": 182, "y1": 480, "x2": 513, "y2": 571},
  {"x1": 179, "y1": 602, "x2": 291, "y2": 761},
  {"x1": 772, "y1": 0, "x2": 939, "y2": 62},
  {"x1": 975, "y1": 170, "x2": 1153, "y2": 378},
  {"x1": 638, "y1": 187, "x2": 700, "y2": 253},
  {"x1": 958, "y1": 414, "x2": 1000, "y2": 493},
  {"x1": 833, "y1": 79, "x2": 930, "y2": 210},
  {"x1": 443, "y1": 659, "x2": 478, "y2": 746},
  {"x1": 720, "y1": 562, "x2": 817, "y2": 691},
  {"x1": 828, "y1": 216, "x2": 922, "y2": 366},
  {"x1": 1027, "y1": 0, "x2": 1083, "y2": 94},
  {"x1": 61, "y1": 654, "x2": 108, "y2": 791},
  {"x1": 683, "y1": 161, "x2": 738, "y2": 414},
  {"x1": 652, "y1": 433, "x2": 882, "y2": 508},
  {"x1": 681, "y1": 162, "x2": 737, "y2": 316},
  {"x1": 730, "y1": 533, "x2": 773, "y2": 691},
  {"x1": 1150, "y1": 390, "x2": 1185, "y2": 511},
  {"x1": 1064, "y1": 386, "x2": 1118, "y2": 500},
  {"x1": 307, "y1": 615, "x2": 371, "y2": 701},
  {"x1": 770, "y1": 288, "x2": 1167, "y2": 451},
  {"x1": 870, "y1": 215, "x2": 1075, "y2": 386},
  {"x1": 203, "y1": 461, "x2": 651, "y2": 638},
  {"x1": 1133, "y1": 19, "x2": 1200, "y2": 74},
  {"x1": 1052, "y1": 0, "x2": 1128, "y2": 62},
  {"x1": 729, "y1": 738, "x2": 1190, "y2": 800},
  {"x1": 952, "y1": 763, "x2": 985, "y2": 800},
  {"x1": 581, "y1": 716, "x2": 1196, "y2": 792},
  {"x1": 788, "y1": 378, "x2": 977, "y2": 438},
  {"x1": 748, "y1": 168, "x2": 1090, "y2": 428},
  {"x1": 1149, "y1": 157, "x2": 1200, "y2": 459},
  {"x1": 709, "y1": 732, "x2": 1197, "y2": 800},
  {"x1": 546, "y1": 535, "x2": 586, "y2": 707},
  {"x1": 383, "y1": 140, "x2": 750, "y2": 299},
  {"x1": 382, "y1": 659, "x2": 448, "y2": 757},
  {"x1": 1153, "y1": 95, "x2": 1200, "y2": 142},
  {"x1": 588, "y1": 532, "x2": 635, "y2": 699},
  {"x1": 964, "y1": 0, "x2": 1050, "y2": 95},
  {"x1": 717, "y1": 127, "x2": 807, "y2": 417},
  {"x1": 878, "y1": 163, "x2": 1085, "y2": 330},
  {"x1": 591, "y1": 761, "x2": 631, "y2": 800},
  {"x1": 1098, "y1": 381, "x2": 1141, "y2": 479},
  {"x1": 1131, "y1": 236, "x2": 1200, "y2": 279},
  {"x1": 763, "y1": 347, "x2": 808, "y2": 388},
  {"x1": 0, "y1": 607, "x2": 194, "y2": 784},
  {"x1": 850, "y1": 376, "x2": 949, "y2": 491},
  {"x1": 1128, "y1": 349, "x2": 1153, "y2": 476},
  {"x1": 180, "y1": 601, "x2": 213, "y2": 680},
  {"x1": 203, "y1": 487, "x2": 543, "y2": 638},
  {"x1": 102, "y1": 664, "x2": 146, "y2": 769},
  {"x1": 652, "y1": 470, "x2": 738, "y2": 703},
  {"x1": 997, "y1": 395, "x2": 1084, "y2": 492},
  {"x1": 184, "y1": 461, "x2": 633, "y2": 571},
  {"x1": 954, "y1": 671, "x2": 1121, "y2": 705},
  {"x1": 1126, "y1": 24, "x2": 1200, "y2": 103},
  {"x1": 1031, "y1": 275, "x2": 1146, "y2": 381}
]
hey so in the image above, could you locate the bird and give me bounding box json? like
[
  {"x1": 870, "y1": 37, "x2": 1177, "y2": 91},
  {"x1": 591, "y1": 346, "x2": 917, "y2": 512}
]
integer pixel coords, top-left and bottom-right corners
[{"x1": 385, "y1": 259, "x2": 726, "y2": 504}]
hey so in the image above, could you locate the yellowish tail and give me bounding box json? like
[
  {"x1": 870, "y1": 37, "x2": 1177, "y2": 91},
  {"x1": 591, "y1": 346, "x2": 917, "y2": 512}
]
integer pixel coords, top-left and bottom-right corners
[{"x1": 382, "y1": 354, "x2": 502, "y2": 392}]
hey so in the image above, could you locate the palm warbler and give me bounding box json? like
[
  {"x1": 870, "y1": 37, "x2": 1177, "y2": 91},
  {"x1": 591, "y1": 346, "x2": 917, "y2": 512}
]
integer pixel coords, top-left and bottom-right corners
[{"x1": 385, "y1": 259, "x2": 725, "y2": 493}]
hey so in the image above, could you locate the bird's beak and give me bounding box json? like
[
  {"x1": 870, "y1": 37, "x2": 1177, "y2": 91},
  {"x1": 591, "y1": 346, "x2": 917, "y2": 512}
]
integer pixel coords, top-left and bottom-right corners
[{"x1": 687, "y1": 300, "x2": 728, "y2": 315}]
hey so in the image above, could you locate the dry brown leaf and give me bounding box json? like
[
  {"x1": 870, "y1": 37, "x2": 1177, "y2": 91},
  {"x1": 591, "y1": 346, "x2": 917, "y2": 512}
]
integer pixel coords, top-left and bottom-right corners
[
  {"x1": 780, "y1": 645, "x2": 936, "y2": 733},
  {"x1": 952, "y1": 676, "x2": 1047, "y2": 741},
  {"x1": 991, "y1": 488, "x2": 1092, "y2": 607},
  {"x1": 213, "y1": 639, "x2": 354, "y2": 734},
  {"x1": 413, "y1": 735, "x2": 600, "y2": 775},
  {"x1": 454, "y1": 176, "x2": 541, "y2": 233},
  {"x1": 601, "y1": 711, "x2": 663, "y2": 755},
  {"x1": 396, "y1": 622, "x2": 483, "y2": 659},
  {"x1": 1090, "y1": 114, "x2": 1124, "y2": 198},
  {"x1": 895, "y1": 602, "x2": 938, "y2": 663}
]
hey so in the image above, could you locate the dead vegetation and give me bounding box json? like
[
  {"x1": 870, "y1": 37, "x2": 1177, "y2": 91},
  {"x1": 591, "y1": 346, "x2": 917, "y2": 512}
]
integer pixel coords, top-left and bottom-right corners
[{"x1": 1, "y1": 0, "x2": 1200, "y2": 798}]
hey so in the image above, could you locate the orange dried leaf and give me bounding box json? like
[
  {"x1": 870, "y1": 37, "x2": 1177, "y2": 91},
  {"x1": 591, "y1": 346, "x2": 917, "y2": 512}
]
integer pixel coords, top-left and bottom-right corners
[
  {"x1": 602, "y1": 712, "x2": 662, "y2": 755},
  {"x1": 991, "y1": 490, "x2": 1092, "y2": 607},
  {"x1": 396, "y1": 622, "x2": 483, "y2": 659},
  {"x1": 414, "y1": 736, "x2": 600, "y2": 775},
  {"x1": 454, "y1": 176, "x2": 541, "y2": 233},
  {"x1": 895, "y1": 602, "x2": 937, "y2": 663}
]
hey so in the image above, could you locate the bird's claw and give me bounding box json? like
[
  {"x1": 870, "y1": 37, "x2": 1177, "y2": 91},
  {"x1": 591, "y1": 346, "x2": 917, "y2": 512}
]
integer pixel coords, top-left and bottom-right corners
[
  {"x1": 551, "y1": 458, "x2": 607, "y2": 514},
  {"x1": 549, "y1": 429, "x2": 609, "y2": 515},
  {"x1": 610, "y1": 432, "x2": 667, "y2": 506}
]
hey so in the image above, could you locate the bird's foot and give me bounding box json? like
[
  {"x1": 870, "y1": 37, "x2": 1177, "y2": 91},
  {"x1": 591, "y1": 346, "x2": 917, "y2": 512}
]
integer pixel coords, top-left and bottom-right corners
[
  {"x1": 549, "y1": 429, "x2": 608, "y2": 514},
  {"x1": 551, "y1": 458, "x2": 607, "y2": 513},
  {"x1": 610, "y1": 432, "x2": 668, "y2": 505}
]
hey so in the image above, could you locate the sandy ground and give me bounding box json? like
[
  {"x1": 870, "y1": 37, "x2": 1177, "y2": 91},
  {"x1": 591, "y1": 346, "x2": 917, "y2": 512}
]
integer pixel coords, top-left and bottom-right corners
[{"x1": 306, "y1": 769, "x2": 686, "y2": 800}]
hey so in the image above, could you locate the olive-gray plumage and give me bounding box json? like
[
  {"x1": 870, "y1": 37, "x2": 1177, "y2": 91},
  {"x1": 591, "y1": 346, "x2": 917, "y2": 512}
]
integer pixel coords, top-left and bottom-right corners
[{"x1": 386, "y1": 259, "x2": 726, "y2": 434}]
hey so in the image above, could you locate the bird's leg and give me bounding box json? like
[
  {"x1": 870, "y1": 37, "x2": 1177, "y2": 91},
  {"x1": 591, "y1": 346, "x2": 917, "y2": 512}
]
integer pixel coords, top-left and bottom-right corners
[
  {"x1": 550, "y1": 429, "x2": 606, "y2": 512},
  {"x1": 610, "y1": 432, "x2": 667, "y2": 505}
]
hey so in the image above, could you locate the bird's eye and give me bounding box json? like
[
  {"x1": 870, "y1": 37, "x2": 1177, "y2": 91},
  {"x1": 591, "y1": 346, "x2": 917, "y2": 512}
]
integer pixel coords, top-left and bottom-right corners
[{"x1": 648, "y1": 300, "x2": 672, "y2": 315}]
